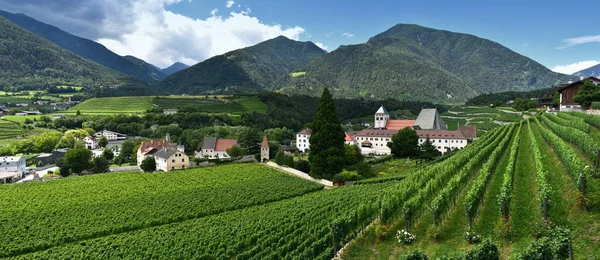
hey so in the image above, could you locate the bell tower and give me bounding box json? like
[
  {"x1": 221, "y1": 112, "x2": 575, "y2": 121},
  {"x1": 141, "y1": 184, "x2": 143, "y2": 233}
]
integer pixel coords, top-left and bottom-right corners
[{"x1": 374, "y1": 106, "x2": 389, "y2": 129}]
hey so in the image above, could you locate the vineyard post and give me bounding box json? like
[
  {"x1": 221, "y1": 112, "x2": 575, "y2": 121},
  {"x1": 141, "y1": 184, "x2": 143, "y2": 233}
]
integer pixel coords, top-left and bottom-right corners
[
  {"x1": 403, "y1": 208, "x2": 409, "y2": 232},
  {"x1": 501, "y1": 200, "x2": 506, "y2": 218},
  {"x1": 543, "y1": 197, "x2": 549, "y2": 221},
  {"x1": 579, "y1": 175, "x2": 586, "y2": 195},
  {"x1": 568, "y1": 239, "x2": 574, "y2": 260}
]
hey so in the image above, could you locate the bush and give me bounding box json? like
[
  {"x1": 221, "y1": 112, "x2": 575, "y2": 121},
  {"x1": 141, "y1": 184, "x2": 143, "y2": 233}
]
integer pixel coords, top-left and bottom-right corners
[
  {"x1": 355, "y1": 162, "x2": 375, "y2": 178},
  {"x1": 592, "y1": 102, "x2": 600, "y2": 110},
  {"x1": 341, "y1": 170, "x2": 361, "y2": 181},
  {"x1": 400, "y1": 250, "x2": 428, "y2": 260},
  {"x1": 464, "y1": 230, "x2": 482, "y2": 244},
  {"x1": 294, "y1": 160, "x2": 310, "y2": 173},
  {"x1": 426, "y1": 224, "x2": 442, "y2": 242},
  {"x1": 375, "y1": 224, "x2": 391, "y2": 241},
  {"x1": 58, "y1": 167, "x2": 70, "y2": 177},
  {"x1": 396, "y1": 229, "x2": 416, "y2": 244}
]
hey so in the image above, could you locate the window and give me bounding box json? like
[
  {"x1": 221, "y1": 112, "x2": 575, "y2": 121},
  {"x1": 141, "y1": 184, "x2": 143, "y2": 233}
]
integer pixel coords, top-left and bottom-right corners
[
  {"x1": 445, "y1": 140, "x2": 448, "y2": 143},
  {"x1": 172, "y1": 159, "x2": 175, "y2": 163},
  {"x1": 182, "y1": 159, "x2": 185, "y2": 162}
]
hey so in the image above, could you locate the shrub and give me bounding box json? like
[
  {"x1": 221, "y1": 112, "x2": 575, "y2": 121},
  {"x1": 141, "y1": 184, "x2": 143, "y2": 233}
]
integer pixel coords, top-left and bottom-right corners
[
  {"x1": 464, "y1": 230, "x2": 482, "y2": 244},
  {"x1": 592, "y1": 102, "x2": 600, "y2": 110},
  {"x1": 341, "y1": 170, "x2": 361, "y2": 181},
  {"x1": 294, "y1": 160, "x2": 310, "y2": 173},
  {"x1": 400, "y1": 250, "x2": 428, "y2": 260},
  {"x1": 375, "y1": 224, "x2": 391, "y2": 241},
  {"x1": 397, "y1": 229, "x2": 416, "y2": 244},
  {"x1": 426, "y1": 224, "x2": 442, "y2": 242}
]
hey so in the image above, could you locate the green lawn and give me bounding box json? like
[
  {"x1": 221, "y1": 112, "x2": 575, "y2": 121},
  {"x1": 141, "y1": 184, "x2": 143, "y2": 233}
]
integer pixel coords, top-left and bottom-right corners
[
  {"x1": 2, "y1": 115, "x2": 44, "y2": 122},
  {"x1": 239, "y1": 96, "x2": 267, "y2": 113},
  {"x1": 290, "y1": 71, "x2": 307, "y2": 77}
]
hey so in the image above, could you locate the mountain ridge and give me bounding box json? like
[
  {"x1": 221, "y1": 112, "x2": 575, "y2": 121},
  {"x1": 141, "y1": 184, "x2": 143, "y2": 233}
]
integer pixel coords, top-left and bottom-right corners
[
  {"x1": 574, "y1": 63, "x2": 600, "y2": 77},
  {"x1": 0, "y1": 10, "x2": 166, "y2": 82},
  {"x1": 162, "y1": 62, "x2": 189, "y2": 75}
]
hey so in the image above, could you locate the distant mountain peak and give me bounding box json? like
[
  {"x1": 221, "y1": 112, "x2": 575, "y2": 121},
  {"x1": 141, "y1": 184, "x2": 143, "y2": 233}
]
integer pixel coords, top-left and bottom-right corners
[
  {"x1": 162, "y1": 62, "x2": 189, "y2": 75},
  {"x1": 573, "y1": 63, "x2": 600, "y2": 78}
]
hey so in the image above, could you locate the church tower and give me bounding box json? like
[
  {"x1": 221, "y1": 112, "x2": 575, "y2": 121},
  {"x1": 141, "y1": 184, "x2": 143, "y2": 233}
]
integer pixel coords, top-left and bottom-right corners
[
  {"x1": 260, "y1": 135, "x2": 270, "y2": 162},
  {"x1": 374, "y1": 106, "x2": 389, "y2": 129}
]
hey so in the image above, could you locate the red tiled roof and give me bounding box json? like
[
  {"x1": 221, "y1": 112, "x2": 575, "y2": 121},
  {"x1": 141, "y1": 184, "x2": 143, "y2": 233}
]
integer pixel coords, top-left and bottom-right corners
[
  {"x1": 416, "y1": 130, "x2": 466, "y2": 139},
  {"x1": 297, "y1": 128, "x2": 311, "y2": 135},
  {"x1": 139, "y1": 140, "x2": 173, "y2": 154},
  {"x1": 261, "y1": 136, "x2": 269, "y2": 148},
  {"x1": 215, "y1": 139, "x2": 237, "y2": 152},
  {"x1": 385, "y1": 120, "x2": 415, "y2": 130},
  {"x1": 355, "y1": 129, "x2": 399, "y2": 137},
  {"x1": 345, "y1": 132, "x2": 354, "y2": 141},
  {"x1": 458, "y1": 125, "x2": 477, "y2": 139},
  {"x1": 362, "y1": 139, "x2": 371, "y2": 144}
]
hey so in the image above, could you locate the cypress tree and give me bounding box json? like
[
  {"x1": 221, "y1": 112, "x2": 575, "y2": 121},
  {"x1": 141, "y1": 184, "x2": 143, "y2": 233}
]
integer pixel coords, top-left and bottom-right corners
[{"x1": 308, "y1": 88, "x2": 346, "y2": 179}]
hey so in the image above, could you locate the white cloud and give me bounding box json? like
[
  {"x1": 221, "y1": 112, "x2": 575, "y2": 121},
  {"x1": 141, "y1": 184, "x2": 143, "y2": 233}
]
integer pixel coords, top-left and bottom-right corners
[
  {"x1": 522, "y1": 43, "x2": 529, "y2": 47},
  {"x1": 558, "y1": 34, "x2": 600, "y2": 49},
  {"x1": 342, "y1": 32, "x2": 354, "y2": 38},
  {"x1": 95, "y1": 1, "x2": 305, "y2": 67},
  {"x1": 225, "y1": 0, "x2": 234, "y2": 8},
  {"x1": 326, "y1": 32, "x2": 333, "y2": 38},
  {"x1": 210, "y1": 8, "x2": 218, "y2": 16},
  {"x1": 551, "y1": 60, "x2": 600, "y2": 74},
  {"x1": 314, "y1": 42, "x2": 328, "y2": 51}
]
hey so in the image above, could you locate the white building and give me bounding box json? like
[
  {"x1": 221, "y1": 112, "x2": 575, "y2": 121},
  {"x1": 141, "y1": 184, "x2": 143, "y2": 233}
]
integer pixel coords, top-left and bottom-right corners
[
  {"x1": 0, "y1": 156, "x2": 26, "y2": 183},
  {"x1": 296, "y1": 129, "x2": 311, "y2": 152},
  {"x1": 82, "y1": 136, "x2": 98, "y2": 150},
  {"x1": 153, "y1": 148, "x2": 189, "y2": 172},
  {"x1": 95, "y1": 130, "x2": 127, "y2": 141},
  {"x1": 196, "y1": 137, "x2": 238, "y2": 160},
  {"x1": 416, "y1": 130, "x2": 468, "y2": 154}
]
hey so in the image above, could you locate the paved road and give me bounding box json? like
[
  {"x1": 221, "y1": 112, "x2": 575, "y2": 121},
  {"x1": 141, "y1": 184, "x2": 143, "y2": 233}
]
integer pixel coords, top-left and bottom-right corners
[
  {"x1": 266, "y1": 162, "x2": 333, "y2": 187},
  {"x1": 110, "y1": 166, "x2": 139, "y2": 172}
]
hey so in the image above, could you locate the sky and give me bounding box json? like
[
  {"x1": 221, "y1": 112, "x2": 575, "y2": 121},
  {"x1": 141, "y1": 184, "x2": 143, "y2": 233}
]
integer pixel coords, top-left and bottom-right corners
[{"x1": 0, "y1": 0, "x2": 598, "y2": 73}]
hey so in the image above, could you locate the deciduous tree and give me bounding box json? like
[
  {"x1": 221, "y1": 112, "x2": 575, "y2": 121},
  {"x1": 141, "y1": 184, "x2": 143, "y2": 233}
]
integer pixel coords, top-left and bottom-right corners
[
  {"x1": 63, "y1": 148, "x2": 92, "y2": 174},
  {"x1": 140, "y1": 157, "x2": 156, "y2": 172},
  {"x1": 388, "y1": 127, "x2": 419, "y2": 158}
]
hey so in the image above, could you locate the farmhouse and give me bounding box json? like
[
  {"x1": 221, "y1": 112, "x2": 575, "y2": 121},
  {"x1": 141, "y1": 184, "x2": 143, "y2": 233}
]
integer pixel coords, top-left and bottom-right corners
[
  {"x1": 82, "y1": 136, "x2": 98, "y2": 150},
  {"x1": 154, "y1": 148, "x2": 189, "y2": 172},
  {"x1": 197, "y1": 137, "x2": 238, "y2": 159},
  {"x1": 136, "y1": 139, "x2": 175, "y2": 166},
  {"x1": 0, "y1": 156, "x2": 26, "y2": 183},
  {"x1": 95, "y1": 130, "x2": 127, "y2": 141},
  {"x1": 297, "y1": 106, "x2": 474, "y2": 156},
  {"x1": 15, "y1": 111, "x2": 41, "y2": 116},
  {"x1": 558, "y1": 76, "x2": 600, "y2": 111}
]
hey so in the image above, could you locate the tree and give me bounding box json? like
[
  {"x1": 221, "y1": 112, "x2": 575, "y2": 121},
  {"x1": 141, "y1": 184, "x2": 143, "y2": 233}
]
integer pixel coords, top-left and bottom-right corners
[
  {"x1": 420, "y1": 137, "x2": 441, "y2": 161},
  {"x1": 140, "y1": 157, "x2": 156, "y2": 172},
  {"x1": 63, "y1": 148, "x2": 92, "y2": 174},
  {"x1": 98, "y1": 135, "x2": 109, "y2": 148},
  {"x1": 102, "y1": 148, "x2": 114, "y2": 161},
  {"x1": 573, "y1": 80, "x2": 600, "y2": 109},
  {"x1": 274, "y1": 150, "x2": 286, "y2": 165},
  {"x1": 56, "y1": 158, "x2": 70, "y2": 177},
  {"x1": 76, "y1": 110, "x2": 81, "y2": 116},
  {"x1": 91, "y1": 156, "x2": 110, "y2": 173},
  {"x1": 239, "y1": 127, "x2": 261, "y2": 154},
  {"x1": 119, "y1": 140, "x2": 135, "y2": 161},
  {"x1": 226, "y1": 145, "x2": 246, "y2": 158},
  {"x1": 344, "y1": 144, "x2": 363, "y2": 166},
  {"x1": 387, "y1": 127, "x2": 419, "y2": 158},
  {"x1": 308, "y1": 88, "x2": 346, "y2": 179}
]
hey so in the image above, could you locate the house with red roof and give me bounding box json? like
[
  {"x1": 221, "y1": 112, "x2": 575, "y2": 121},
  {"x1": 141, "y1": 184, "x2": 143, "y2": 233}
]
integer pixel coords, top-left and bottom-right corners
[
  {"x1": 136, "y1": 139, "x2": 174, "y2": 166},
  {"x1": 196, "y1": 137, "x2": 238, "y2": 160}
]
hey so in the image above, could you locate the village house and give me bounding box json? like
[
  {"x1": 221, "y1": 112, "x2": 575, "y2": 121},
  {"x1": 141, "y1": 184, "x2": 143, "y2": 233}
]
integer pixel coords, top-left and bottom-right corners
[
  {"x1": 557, "y1": 76, "x2": 600, "y2": 111},
  {"x1": 82, "y1": 136, "x2": 98, "y2": 150},
  {"x1": 95, "y1": 130, "x2": 127, "y2": 141},
  {"x1": 136, "y1": 137, "x2": 184, "y2": 166},
  {"x1": 297, "y1": 106, "x2": 475, "y2": 156},
  {"x1": 15, "y1": 111, "x2": 41, "y2": 116},
  {"x1": 15, "y1": 103, "x2": 28, "y2": 107},
  {"x1": 196, "y1": 137, "x2": 238, "y2": 160},
  {"x1": 0, "y1": 156, "x2": 26, "y2": 184},
  {"x1": 154, "y1": 148, "x2": 190, "y2": 172}
]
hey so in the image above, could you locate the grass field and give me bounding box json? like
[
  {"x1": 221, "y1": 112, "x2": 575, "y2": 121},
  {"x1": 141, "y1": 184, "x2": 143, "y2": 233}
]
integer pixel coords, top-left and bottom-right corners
[
  {"x1": 66, "y1": 96, "x2": 154, "y2": 114},
  {"x1": 0, "y1": 120, "x2": 25, "y2": 141},
  {"x1": 291, "y1": 71, "x2": 307, "y2": 77},
  {"x1": 2, "y1": 115, "x2": 45, "y2": 122},
  {"x1": 66, "y1": 95, "x2": 267, "y2": 115}
]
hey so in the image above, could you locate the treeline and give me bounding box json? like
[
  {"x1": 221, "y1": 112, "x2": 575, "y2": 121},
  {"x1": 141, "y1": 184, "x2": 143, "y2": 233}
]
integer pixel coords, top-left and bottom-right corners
[
  {"x1": 256, "y1": 93, "x2": 446, "y2": 130},
  {"x1": 465, "y1": 87, "x2": 559, "y2": 106}
]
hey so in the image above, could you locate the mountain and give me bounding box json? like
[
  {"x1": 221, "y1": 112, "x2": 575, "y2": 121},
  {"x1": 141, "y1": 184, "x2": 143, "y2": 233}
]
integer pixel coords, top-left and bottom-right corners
[
  {"x1": 573, "y1": 63, "x2": 600, "y2": 77},
  {"x1": 276, "y1": 24, "x2": 576, "y2": 103},
  {"x1": 0, "y1": 10, "x2": 166, "y2": 82},
  {"x1": 159, "y1": 36, "x2": 327, "y2": 94},
  {"x1": 0, "y1": 16, "x2": 153, "y2": 95},
  {"x1": 162, "y1": 62, "x2": 189, "y2": 75}
]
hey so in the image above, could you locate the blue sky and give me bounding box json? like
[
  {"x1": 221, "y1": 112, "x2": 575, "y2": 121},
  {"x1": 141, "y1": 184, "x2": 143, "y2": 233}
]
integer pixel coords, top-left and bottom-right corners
[
  {"x1": 166, "y1": 0, "x2": 599, "y2": 73},
  {"x1": 2, "y1": 0, "x2": 597, "y2": 72}
]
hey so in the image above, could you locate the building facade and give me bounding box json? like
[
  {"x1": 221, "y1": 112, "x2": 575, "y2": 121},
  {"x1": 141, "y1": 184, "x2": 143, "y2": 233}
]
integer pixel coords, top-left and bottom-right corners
[
  {"x1": 82, "y1": 136, "x2": 98, "y2": 150},
  {"x1": 261, "y1": 136, "x2": 269, "y2": 162},
  {"x1": 0, "y1": 156, "x2": 26, "y2": 183},
  {"x1": 154, "y1": 148, "x2": 189, "y2": 172},
  {"x1": 197, "y1": 137, "x2": 238, "y2": 159},
  {"x1": 296, "y1": 129, "x2": 311, "y2": 152},
  {"x1": 558, "y1": 76, "x2": 600, "y2": 111},
  {"x1": 136, "y1": 139, "x2": 174, "y2": 166},
  {"x1": 95, "y1": 130, "x2": 127, "y2": 141}
]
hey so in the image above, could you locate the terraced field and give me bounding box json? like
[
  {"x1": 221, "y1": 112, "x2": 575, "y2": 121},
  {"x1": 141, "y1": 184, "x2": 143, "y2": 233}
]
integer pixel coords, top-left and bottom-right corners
[
  {"x1": 0, "y1": 120, "x2": 25, "y2": 140},
  {"x1": 66, "y1": 96, "x2": 154, "y2": 114}
]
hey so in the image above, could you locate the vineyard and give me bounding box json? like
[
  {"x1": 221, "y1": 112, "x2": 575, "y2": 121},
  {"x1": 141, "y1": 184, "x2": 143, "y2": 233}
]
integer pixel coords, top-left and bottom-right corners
[
  {"x1": 2, "y1": 112, "x2": 600, "y2": 259},
  {"x1": 66, "y1": 95, "x2": 267, "y2": 115},
  {"x1": 0, "y1": 119, "x2": 26, "y2": 140}
]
